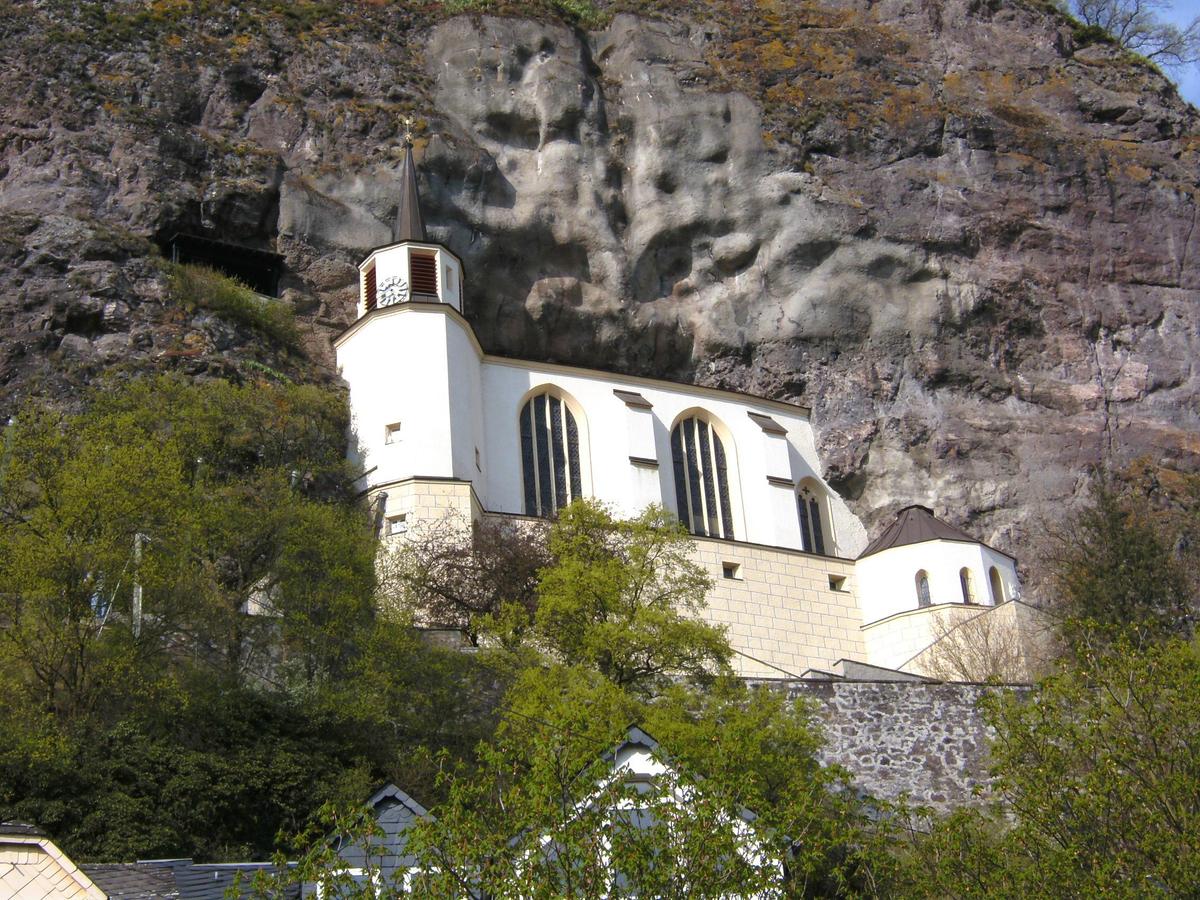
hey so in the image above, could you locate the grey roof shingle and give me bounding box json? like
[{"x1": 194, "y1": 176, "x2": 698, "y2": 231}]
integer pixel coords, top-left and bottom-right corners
[
  {"x1": 82, "y1": 859, "x2": 297, "y2": 900},
  {"x1": 81, "y1": 863, "x2": 179, "y2": 899},
  {"x1": 858, "y1": 505, "x2": 1015, "y2": 561}
]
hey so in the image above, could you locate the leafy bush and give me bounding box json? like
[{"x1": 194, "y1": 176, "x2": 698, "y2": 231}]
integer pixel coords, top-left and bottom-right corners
[
  {"x1": 1073, "y1": 22, "x2": 1117, "y2": 47},
  {"x1": 169, "y1": 263, "x2": 299, "y2": 348}
]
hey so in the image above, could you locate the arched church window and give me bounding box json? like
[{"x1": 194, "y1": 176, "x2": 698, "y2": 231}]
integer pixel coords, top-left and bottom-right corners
[
  {"x1": 797, "y1": 483, "x2": 827, "y2": 556},
  {"x1": 520, "y1": 392, "x2": 582, "y2": 518},
  {"x1": 916, "y1": 570, "x2": 931, "y2": 608},
  {"x1": 959, "y1": 567, "x2": 976, "y2": 604},
  {"x1": 670, "y1": 415, "x2": 734, "y2": 539},
  {"x1": 988, "y1": 566, "x2": 1004, "y2": 605}
]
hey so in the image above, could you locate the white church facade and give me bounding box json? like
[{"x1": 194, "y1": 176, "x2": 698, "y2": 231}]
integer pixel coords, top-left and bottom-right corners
[{"x1": 335, "y1": 148, "x2": 1037, "y2": 680}]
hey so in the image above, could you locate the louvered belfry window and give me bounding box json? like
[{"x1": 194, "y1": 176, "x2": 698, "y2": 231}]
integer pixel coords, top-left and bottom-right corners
[
  {"x1": 520, "y1": 392, "x2": 582, "y2": 518},
  {"x1": 409, "y1": 251, "x2": 438, "y2": 297},
  {"x1": 671, "y1": 416, "x2": 734, "y2": 539},
  {"x1": 798, "y1": 486, "x2": 826, "y2": 556},
  {"x1": 364, "y1": 265, "x2": 377, "y2": 312}
]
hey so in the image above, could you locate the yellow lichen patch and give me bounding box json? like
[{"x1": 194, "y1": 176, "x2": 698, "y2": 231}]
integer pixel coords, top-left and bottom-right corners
[
  {"x1": 877, "y1": 84, "x2": 938, "y2": 129},
  {"x1": 988, "y1": 100, "x2": 1047, "y2": 130},
  {"x1": 978, "y1": 70, "x2": 1021, "y2": 97},
  {"x1": 996, "y1": 151, "x2": 1050, "y2": 176},
  {"x1": 941, "y1": 71, "x2": 967, "y2": 94},
  {"x1": 765, "y1": 81, "x2": 806, "y2": 109},
  {"x1": 799, "y1": 38, "x2": 855, "y2": 76},
  {"x1": 230, "y1": 33, "x2": 256, "y2": 57},
  {"x1": 757, "y1": 38, "x2": 797, "y2": 70},
  {"x1": 1124, "y1": 163, "x2": 1152, "y2": 182},
  {"x1": 150, "y1": 0, "x2": 189, "y2": 14}
]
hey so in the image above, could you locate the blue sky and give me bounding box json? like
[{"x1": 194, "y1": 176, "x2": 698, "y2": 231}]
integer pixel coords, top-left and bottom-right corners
[{"x1": 1161, "y1": 1, "x2": 1200, "y2": 106}]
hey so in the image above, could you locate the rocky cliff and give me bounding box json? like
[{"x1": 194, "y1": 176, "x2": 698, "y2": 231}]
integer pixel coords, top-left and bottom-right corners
[{"x1": 2, "y1": 0, "x2": 1197, "y2": 565}]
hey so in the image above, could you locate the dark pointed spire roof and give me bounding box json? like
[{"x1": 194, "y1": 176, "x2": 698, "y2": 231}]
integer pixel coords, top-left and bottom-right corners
[
  {"x1": 393, "y1": 141, "x2": 426, "y2": 243},
  {"x1": 858, "y1": 505, "x2": 1014, "y2": 560}
]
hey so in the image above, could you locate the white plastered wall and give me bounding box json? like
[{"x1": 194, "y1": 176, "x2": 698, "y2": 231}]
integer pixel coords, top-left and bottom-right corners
[
  {"x1": 854, "y1": 539, "x2": 1020, "y2": 626},
  {"x1": 478, "y1": 357, "x2": 867, "y2": 556},
  {"x1": 337, "y1": 305, "x2": 464, "y2": 492}
]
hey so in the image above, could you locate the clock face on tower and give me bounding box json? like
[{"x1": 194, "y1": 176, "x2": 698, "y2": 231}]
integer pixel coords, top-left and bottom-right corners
[{"x1": 378, "y1": 275, "x2": 410, "y2": 307}]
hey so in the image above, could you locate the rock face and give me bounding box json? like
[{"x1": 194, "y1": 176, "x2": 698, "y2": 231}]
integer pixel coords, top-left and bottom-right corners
[{"x1": 1, "y1": 1, "x2": 1197, "y2": 571}]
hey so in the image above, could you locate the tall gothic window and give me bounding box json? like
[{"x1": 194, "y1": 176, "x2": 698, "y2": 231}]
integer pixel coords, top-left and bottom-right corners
[
  {"x1": 671, "y1": 416, "x2": 734, "y2": 539},
  {"x1": 959, "y1": 567, "x2": 976, "y2": 604},
  {"x1": 797, "y1": 484, "x2": 827, "y2": 556},
  {"x1": 520, "y1": 392, "x2": 582, "y2": 518},
  {"x1": 916, "y1": 570, "x2": 931, "y2": 608},
  {"x1": 988, "y1": 566, "x2": 1004, "y2": 605}
]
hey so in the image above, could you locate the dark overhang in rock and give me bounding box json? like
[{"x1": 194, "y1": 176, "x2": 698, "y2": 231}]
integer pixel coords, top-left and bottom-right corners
[
  {"x1": 858, "y1": 504, "x2": 1016, "y2": 561},
  {"x1": 393, "y1": 142, "x2": 427, "y2": 244},
  {"x1": 165, "y1": 233, "x2": 284, "y2": 297}
]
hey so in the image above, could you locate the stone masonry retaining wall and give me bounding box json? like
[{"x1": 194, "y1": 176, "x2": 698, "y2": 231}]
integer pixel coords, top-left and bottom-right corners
[{"x1": 761, "y1": 680, "x2": 1028, "y2": 811}]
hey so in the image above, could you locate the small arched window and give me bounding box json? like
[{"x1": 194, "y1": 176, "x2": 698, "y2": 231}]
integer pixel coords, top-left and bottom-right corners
[
  {"x1": 797, "y1": 483, "x2": 827, "y2": 556},
  {"x1": 520, "y1": 391, "x2": 582, "y2": 518},
  {"x1": 671, "y1": 415, "x2": 734, "y2": 539},
  {"x1": 959, "y1": 567, "x2": 976, "y2": 604},
  {"x1": 916, "y1": 570, "x2": 931, "y2": 608},
  {"x1": 988, "y1": 566, "x2": 1004, "y2": 605}
]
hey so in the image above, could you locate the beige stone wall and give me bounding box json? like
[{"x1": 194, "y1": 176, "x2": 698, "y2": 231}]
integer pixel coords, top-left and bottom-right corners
[
  {"x1": 690, "y1": 538, "x2": 866, "y2": 678},
  {"x1": 865, "y1": 600, "x2": 1051, "y2": 681},
  {"x1": 0, "y1": 838, "x2": 105, "y2": 900},
  {"x1": 385, "y1": 492, "x2": 869, "y2": 679},
  {"x1": 373, "y1": 479, "x2": 479, "y2": 538}
]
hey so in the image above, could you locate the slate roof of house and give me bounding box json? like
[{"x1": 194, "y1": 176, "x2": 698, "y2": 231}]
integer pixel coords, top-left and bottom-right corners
[
  {"x1": 81, "y1": 859, "x2": 297, "y2": 900},
  {"x1": 334, "y1": 783, "x2": 430, "y2": 883},
  {"x1": 81, "y1": 864, "x2": 178, "y2": 899},
  {"x1": 858, "y1": 505, "x2": 1016, "y2": 561},
  {"x1": 0, "y1": 821, "x2": 45, "y2": 836}
]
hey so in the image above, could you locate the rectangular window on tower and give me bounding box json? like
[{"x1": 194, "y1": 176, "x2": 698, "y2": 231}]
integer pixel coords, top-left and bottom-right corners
[
  {"x1": 385, "y1": 422, "x2": 402, "y2": 444},
  {"x1": 409, "y1": 251, "x2": 438, "y2": 298},
  {"x1": 387, "y1": 513, "x2": 408, "y2": 536},
  {"x1": 364, "y1": 264, "x2": 377, "y2": 312}
]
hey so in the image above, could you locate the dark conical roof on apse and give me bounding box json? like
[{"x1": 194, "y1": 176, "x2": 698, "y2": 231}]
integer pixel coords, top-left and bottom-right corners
[
  {"x1": 858, "y1": 505, "x2": 1014, "y2": 560},
  {"x1": 394, "y1": 143, "x2": 426, "y2": 243}
]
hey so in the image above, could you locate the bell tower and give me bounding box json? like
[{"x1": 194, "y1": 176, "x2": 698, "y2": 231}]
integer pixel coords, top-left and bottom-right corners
[
  {"x1": 356, "y1": 129, "x2": 465, "y2": 317},
  {"x1": 335, "y1": 127, "x2": 485, "y2": 533}
]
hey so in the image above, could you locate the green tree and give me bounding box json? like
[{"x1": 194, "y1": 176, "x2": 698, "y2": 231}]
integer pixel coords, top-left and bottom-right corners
[
  {"x1": 380, "y1": 514, "x2": 550, "y2": 647},
  {"x1": 1042, "y1": 478, "x2": 1192, "y2": 648},
  {"x1": 0, "y1": 374, "x2": 375, "y2": 710},
  {"x1": 267, "y1": 669, "x2": 897, "y2": 898},
  {"x1": 0, "y1": 375, "x2": 500, "y2": 862},
  {"x1": 529, "y1": 500, "x2": 731, "y2": 694},
  {"x1": 910, "y1": 637, "x2": 1200, "y2": 897}
]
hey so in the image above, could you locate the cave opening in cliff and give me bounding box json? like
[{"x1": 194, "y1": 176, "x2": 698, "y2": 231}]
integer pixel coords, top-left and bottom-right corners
[{"x1": 164, "y1": 233, "x2": 284, "y2": 297}]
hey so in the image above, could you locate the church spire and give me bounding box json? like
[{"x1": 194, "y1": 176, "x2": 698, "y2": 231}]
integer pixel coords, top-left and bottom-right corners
[{"x1": 393, "y1": 123, "x2": 426, "y2": 243}]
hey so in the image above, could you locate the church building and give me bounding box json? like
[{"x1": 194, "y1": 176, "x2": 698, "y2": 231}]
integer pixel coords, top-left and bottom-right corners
[{"x1": 335, "y1": 146, "x2": 1039, "y2": 680}]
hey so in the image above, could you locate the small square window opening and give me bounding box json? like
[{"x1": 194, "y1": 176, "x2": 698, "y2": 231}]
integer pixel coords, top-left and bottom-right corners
[
  {"x1": 722, "y1": 562, "x2": 742, "y2": 580},
  {"x1": 385, "y1": 422, "x2": 402, "y2": 444},
  {"x1": 387, "y1": 513, "x2": 408, "y2": 536},
  {"x1": 829, "y1": 575, "x2": 847, "y2": 592}
]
